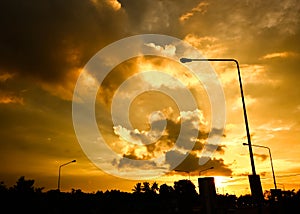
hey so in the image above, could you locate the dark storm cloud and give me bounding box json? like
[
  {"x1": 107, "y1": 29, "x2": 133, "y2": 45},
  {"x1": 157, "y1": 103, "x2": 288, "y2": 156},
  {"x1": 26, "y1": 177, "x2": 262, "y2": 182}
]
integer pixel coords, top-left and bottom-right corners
[
  {"x1": 118, "y1": 0, "x2": 198, "y2": 35},
  {"x1": 166, "y1": 150, "x2": 232, "y2": 176},
  {"x1": 112, "y1": 154, "x2": 158, "y2": 169},
  {"x1": 164, "y1": 117, "x2": 225, "y2": 153},
  {"x1": 0, "y1": 0, "x2": 127, "y2": 84},
  {"x1": 97, "y1": 58, "x2": 141, "y2": 106},
  {"x1": 0, "y1": 83, "x2": 78, "y2": 151}
]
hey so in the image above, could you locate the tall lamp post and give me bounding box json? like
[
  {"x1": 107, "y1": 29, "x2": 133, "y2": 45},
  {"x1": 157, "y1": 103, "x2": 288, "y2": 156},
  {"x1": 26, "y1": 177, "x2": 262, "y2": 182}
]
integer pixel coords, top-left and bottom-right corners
[
  {"x1": 243, "y1": 143, "x2": 277, "y2": 189},
  {"x1": 180, "y1": 58, "x2": 263, "y2": 201},
  {"x1": 57, "y1": 159, "x2": 76, "y2": 191}
]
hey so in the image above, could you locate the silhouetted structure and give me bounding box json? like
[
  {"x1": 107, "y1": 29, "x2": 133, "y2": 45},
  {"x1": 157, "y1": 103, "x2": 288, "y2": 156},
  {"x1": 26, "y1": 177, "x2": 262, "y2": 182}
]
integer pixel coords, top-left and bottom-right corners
[{"x1": 198, "y1": 177, "x2": 217, "y2": 214}]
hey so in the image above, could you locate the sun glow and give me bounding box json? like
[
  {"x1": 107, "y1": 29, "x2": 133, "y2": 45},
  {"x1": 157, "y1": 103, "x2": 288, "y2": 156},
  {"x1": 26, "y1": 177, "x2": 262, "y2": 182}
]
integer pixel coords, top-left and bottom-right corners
[{"x1": 214, "y1": 176, "x2": 231, "y2": 188}]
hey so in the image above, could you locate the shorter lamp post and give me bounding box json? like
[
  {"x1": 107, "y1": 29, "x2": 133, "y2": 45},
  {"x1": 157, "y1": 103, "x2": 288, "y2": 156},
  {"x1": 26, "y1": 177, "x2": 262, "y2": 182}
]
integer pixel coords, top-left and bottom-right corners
[
  {"x1": 57, "y1": 159, "x2": 76, "y2": 191},
  {"x1": 243, "y1": 143, "x2": 277, "y2": 189}
]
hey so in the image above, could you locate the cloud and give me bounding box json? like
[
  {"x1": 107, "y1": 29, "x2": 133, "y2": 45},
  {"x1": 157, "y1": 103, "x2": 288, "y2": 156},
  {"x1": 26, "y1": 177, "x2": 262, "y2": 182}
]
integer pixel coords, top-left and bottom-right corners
[
  {"x1": 111, "y1": 112, "x2": 178, "y2": 160},
  {"x1": 0, "y1": 72, "x2": 15, "y2": 82},
  {"x1": 254, "y1": 0, "x2": 300, "y2": 35},
  {"x1": 0, "y1": 0, "x2": 127, "y2": 100},
  {"x1": 112, "y1": 154, "x2": 158, "y2": 170},
  {"x1": 254, "y1": 153, "x2": 268, "y2": 162},
  {"x1": 184, "y1": 34, "x2": 227, "y2": 58},
  {"x1": 256, "y1": 121, "x2": 293, "y2": 132},
  {"x1": 144, "y1": 43, "x2": 176, "y2": 57},
  {"x1": 179, "y1": 2, "x2": 209, "y2": 22},
  {"x1": 111, "y1": 107, "x2": 226, "y2": 173},
  {"x1": 260, "y1": 52, "x2": 299, "y2": 60},
  {"x1": 127, "y1": 109, "x2": 209, "y2": 151},
  {"x1": 119, "y1": 0, "x2": 181, "y2": 33},
  {"x1": 113, "y1": 120, "x2": 166, "y2": 146},
  {"x1": 0, "y1": 92, "x2": 24, "y2": 105},
  {"x1": 103, "y1": 0, "x2": 122, "y2": 11},
  {"x1": 165, "y1": 150, "x2": 232, "y2": 176}
]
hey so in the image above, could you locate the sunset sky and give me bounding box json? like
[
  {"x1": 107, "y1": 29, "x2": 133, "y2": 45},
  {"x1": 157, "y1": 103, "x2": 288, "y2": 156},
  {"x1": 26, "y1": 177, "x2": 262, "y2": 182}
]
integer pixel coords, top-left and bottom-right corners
[{"x1": 1, "y1": 0, "x2": 300, "y2": 196}]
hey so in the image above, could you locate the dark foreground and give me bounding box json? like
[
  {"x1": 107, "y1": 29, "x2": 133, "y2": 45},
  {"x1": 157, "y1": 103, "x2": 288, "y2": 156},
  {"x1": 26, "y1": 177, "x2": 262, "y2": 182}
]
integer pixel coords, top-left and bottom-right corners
[{"x1": 1, "y1": 176, "x2": 299, "y2": 214}]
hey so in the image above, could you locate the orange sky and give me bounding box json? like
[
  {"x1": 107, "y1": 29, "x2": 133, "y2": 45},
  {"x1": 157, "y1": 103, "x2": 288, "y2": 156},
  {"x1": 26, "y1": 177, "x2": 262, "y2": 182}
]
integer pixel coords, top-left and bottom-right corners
[{"x1": 1, "y1": 0, "x2": 300, "y2": 196}]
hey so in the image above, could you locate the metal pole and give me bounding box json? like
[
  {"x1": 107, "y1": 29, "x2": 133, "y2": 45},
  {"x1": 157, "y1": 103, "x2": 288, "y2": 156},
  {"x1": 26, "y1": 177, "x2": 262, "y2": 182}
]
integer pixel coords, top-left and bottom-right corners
[
  {"x1": 267, "y1": 147, "x2": 277, "y2": 189},
  {"x1": 57, "y1": 160, "x2": 76, "y2": 191},
  {"x1": 180, "y1": 58, "x2": 256, "y2": 175},
  {"x1": 58, "y1": 165, "x2": 62, "y2": 191},
  {"x1": 234, "y1": 60, "x2": 257, "y2": 175},
  {"x1": 243, "y1": 143, "x2": 277, "y2": 189}
]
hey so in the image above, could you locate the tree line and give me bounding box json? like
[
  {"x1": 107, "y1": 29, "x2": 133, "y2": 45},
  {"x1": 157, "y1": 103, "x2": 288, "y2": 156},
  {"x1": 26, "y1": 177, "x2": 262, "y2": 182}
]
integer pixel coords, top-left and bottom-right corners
[{"x1": 1, "y1": 176, "x2": 300, "y2": 213}]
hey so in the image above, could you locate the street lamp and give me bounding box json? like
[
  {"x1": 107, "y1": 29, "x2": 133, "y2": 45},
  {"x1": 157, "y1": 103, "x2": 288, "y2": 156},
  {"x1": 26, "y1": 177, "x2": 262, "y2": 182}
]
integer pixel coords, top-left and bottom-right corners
[
  {"x1": 57, "y1": 159, "x2": 76, "y2": 191},
  {"x1": 243, "y1": 143, "x2": 277, "y2": 189},
  {"x1": 180, "y1": 58, "x2": 263, "y2": 201},
  {"x1": 199, "y1": 166, "x2": 214, "y2": 176},
  {"x1": 180, "y1": 58, "x2": 256, "y2": 174}
]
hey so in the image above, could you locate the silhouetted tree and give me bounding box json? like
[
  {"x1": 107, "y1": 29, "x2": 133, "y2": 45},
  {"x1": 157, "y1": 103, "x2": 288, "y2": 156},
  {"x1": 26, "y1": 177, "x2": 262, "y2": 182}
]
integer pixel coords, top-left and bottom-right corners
[
  {"x1": 159, "y1": 183, "x2": 174, "y2": 197},
  {"x1": 174, "y1": 179, "x2": 197, "y2": 197},
  {"x1": 0, "y1": 181, "x2": 8, "y2": 193},
  {"x1": 142, "y1": 181, "x2": 151, "y2": 193},
  {"x1": 151, "y1": 181, "x2": 159, "y2": 194},
  {"x1": 158, "y1": 183, "x2": 177, "y2": 213},
  {"x1": 173, "y1": 179, "x2": 198, "y2": 213},
  {"x1": 132, "y1": 182, "x2": 142, "y2": 194},
  {"x1": 11, "y1": 176, "x2": 35, "y2": 194}
]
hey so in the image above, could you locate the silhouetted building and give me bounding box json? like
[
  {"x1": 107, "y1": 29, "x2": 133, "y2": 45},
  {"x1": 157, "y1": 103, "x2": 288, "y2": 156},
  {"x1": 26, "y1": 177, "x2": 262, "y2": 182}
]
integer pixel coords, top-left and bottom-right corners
[{"x1": 198, "y1": 177, "x2": 217, "y2": 214}]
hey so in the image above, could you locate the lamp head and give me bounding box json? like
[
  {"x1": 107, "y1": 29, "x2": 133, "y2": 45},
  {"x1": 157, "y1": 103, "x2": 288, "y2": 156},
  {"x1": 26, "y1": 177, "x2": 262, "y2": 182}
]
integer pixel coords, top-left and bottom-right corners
[
  {"x1": 72, "y1": 160, "x2": 76, "y2": 162},
  {"x1": 242, "y1": 143, "x2": 248, "y2": 146},
  {"x1": 180, "y1": 58, "x2": 192, "y2": 63}
]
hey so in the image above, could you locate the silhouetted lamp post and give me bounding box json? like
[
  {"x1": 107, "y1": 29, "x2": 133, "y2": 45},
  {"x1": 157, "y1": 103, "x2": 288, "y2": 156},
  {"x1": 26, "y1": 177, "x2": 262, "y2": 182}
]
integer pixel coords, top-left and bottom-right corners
[
  {"x1": 180, "y1": 58, "x2": 263, "y2": 201},
  {"x1": 243, "y1": 143, "x2": 277, "y2": 189},
  {"x1": 199, "y1": 166, "x2": 214, "y2": 176},
  {"x1": 57, "y1": 159, "x2": 76, "y2": 191}
]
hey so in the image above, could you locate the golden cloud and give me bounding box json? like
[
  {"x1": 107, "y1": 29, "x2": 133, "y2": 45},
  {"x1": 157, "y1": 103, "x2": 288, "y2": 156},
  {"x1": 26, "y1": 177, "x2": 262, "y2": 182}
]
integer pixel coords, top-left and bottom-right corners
[
  {"x1": 260, "y1": 51, "x2": 299, "y2": 60},
  {"x1": 179, "y1": 2, "x2": 209, "y2": 22},
  {"x1": 0, "y1": 94, "x2": 23, "y2": 105}
]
